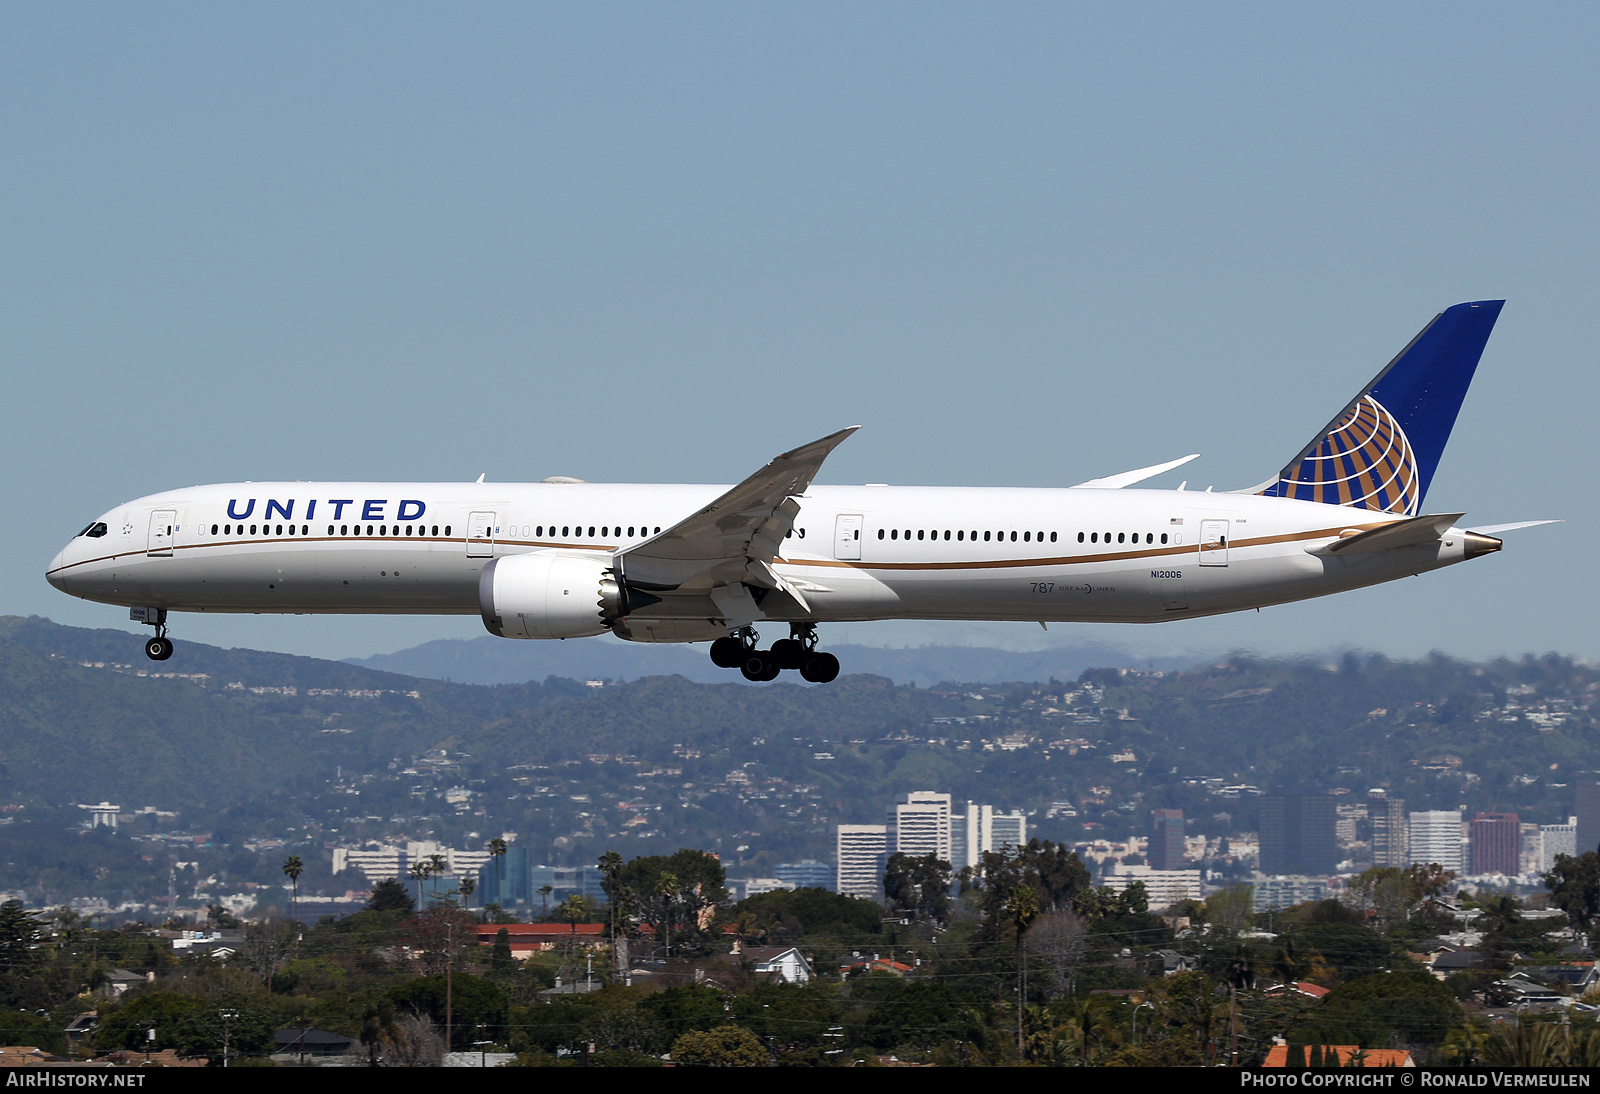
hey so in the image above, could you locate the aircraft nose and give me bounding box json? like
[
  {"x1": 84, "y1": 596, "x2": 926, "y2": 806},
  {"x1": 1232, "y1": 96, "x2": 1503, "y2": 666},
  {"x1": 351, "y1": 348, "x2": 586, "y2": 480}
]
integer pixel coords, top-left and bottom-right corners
[{"x1": 46, "y1": 550, "x2": 69, "y2": 592}]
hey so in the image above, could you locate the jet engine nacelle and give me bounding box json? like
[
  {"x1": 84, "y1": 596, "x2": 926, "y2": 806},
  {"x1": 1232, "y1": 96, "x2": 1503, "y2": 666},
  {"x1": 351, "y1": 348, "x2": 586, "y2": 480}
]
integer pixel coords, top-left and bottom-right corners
[{"x1": 479, "y1": 551, "x2": 618, "y2": 640}]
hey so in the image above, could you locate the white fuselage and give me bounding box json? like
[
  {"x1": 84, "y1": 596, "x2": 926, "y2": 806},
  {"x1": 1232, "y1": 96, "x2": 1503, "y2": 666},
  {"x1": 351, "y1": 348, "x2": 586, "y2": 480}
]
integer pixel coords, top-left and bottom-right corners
[{"x1": 45, "y1": 480, "x2": 1481, "y2": 633}]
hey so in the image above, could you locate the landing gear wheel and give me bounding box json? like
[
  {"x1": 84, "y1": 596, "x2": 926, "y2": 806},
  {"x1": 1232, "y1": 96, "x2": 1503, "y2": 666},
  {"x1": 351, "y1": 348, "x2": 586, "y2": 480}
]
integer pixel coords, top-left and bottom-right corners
[
  {"x1": 770, "y1": 638, "x2": 804, "y2": 670},
  {"x1": 740, "y1": 651, "x2": 780, "y2": 682},
  {"x1": 145, "y1": 636, "x2": 174, "y2": 662},
  {"x1": 709, "y1": 636, "x2": 744, "y2": 668},
  {"x1": 799, "y1": 651, "x2": 839, "y2": 683}
]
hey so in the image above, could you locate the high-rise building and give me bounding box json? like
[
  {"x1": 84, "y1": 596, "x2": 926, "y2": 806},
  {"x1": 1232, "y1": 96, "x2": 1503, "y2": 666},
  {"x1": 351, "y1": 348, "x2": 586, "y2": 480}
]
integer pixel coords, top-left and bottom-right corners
[
  {"x1": 950, "y1": 803, "x2": 1028, "y2": 870},
  {"x1": 1149, "y1": 809, "x2": 1185, "y2": 870},
  {"x1": 836, "y1": 824, "x2": 889, "y2": 898},
  {"x1": 888, "y1": 791, "x2": 952, "y2": 862},
  {"x1": 1368, "y1": 790, "x2": 1409, "y2": 868},
  {"x1": 773, "y1": 860, "x2": 833, "y2": 890},
  {"x1": 1541, "y1": 822, "x2": 1577, "y2": 872},
  {"x1": 1259, "y1": 792, "x2": 1336, "y2": 875},
  {"x1": 1470, "y1": 813, "x2": 1521, "y2": 877},
  {"x1": 1577, "y1": 781, "x2": 1600, "y2": 858},
  {"x1": 1409, "y1": 810, "x2": 1464, "y2": 873}
]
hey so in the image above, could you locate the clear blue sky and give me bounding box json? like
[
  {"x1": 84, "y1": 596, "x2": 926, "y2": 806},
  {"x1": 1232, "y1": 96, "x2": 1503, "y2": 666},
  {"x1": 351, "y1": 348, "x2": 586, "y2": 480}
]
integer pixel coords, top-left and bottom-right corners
[{"x1": 4, "y1": 3, "x2": 1594, "y2": 662}]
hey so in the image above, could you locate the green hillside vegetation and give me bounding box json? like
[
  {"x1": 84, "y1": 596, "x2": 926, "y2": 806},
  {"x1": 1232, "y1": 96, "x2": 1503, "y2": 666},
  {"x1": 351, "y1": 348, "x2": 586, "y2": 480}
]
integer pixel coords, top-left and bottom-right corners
[{"x1": 0, "y1": 617, "x2": 1594, "y2": 906}]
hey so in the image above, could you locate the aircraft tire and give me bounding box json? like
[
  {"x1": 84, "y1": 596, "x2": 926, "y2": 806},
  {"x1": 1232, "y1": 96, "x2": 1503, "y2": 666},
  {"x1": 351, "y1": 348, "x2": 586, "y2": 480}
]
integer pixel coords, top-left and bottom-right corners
[
  {"x1": 799, "y1": 652, "x2": 839, "y2": 683},
  {"x1": 145, "y1": 636, "x2": 173, "y2": 662},
  {"x1": 740, "y1": 651, "x2": 780, "y2": 682},
  {"x1": 709, "y1": 636, "x2": 744, "y2": 668},
  {"x1": 770, "y1": 638, "x2": 804, "y2": 670}
]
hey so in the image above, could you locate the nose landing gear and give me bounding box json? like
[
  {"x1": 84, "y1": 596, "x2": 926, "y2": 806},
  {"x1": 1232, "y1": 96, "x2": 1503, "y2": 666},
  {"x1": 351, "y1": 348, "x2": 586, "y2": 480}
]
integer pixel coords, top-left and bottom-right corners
[
  {"x1": 707, "y1": 624, "x2": 839, "y2": 683},
  {"x1": 132, "y1": 607, "x2": 173, "y2": 661}
]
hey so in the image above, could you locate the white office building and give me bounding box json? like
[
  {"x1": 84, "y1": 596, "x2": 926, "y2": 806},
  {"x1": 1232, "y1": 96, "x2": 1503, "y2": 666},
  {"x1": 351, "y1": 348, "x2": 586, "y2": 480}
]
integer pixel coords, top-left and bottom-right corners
[
  {"x1": 888, "y1": 791, "x2": 952, "y2": 861},
  {"x1": 1408, "y1": 810, "x2": 1464, "y2": 874},
  {"x1": 836, "y1": 824, "x2": 889, "y2": 899},
  {"x1": 1102, "y1": 864, "x2": 1202, "y2": 908},
  {"x1": 1540, "y1": 821, "x2": 1578, "y2": 872},
  {"x1": 950, "y1": 803, "x2": 1029, "y2": 870}
]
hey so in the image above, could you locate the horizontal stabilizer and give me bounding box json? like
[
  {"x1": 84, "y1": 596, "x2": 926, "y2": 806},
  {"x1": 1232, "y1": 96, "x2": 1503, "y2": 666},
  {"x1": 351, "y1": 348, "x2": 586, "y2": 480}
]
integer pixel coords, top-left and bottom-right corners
[
  {"x1": 1308, "y1": 512, "x2": 1463, "y2": 556},
  {"x1": 1071, "y1": 454, "x2": 1199, "y2": 490},
  {"x1": 1469, "y1": 519, "x2": 1561, "y2": 535}
]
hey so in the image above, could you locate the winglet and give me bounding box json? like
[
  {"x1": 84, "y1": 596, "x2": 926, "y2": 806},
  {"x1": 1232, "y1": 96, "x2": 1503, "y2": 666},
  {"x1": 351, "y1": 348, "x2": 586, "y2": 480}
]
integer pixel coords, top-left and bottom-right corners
[{"x1": 1072, "y1": 454, "x2": 1200, "y2": 490}]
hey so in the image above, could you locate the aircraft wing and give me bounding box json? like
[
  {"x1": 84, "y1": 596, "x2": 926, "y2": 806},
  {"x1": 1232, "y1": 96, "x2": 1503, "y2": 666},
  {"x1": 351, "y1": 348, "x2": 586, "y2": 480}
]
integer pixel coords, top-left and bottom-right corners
[
  {"x1": 615, "y1": 427, "x2": 859, "y2": 616},
  {"x1": 1071, "y1": 454, "x2": 1199, "y2": 489}
]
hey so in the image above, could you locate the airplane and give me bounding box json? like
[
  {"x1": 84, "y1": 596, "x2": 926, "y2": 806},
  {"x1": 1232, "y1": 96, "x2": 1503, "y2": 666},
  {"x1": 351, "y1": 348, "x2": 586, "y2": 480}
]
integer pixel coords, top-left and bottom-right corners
[{"x1": 47, "y1": 300, "x2": 1551, "y2": 683}]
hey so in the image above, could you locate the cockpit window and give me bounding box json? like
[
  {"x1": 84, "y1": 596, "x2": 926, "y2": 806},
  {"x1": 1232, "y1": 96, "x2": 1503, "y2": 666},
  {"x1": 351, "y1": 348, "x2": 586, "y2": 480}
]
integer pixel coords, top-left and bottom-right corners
[{"x1": 77, "y1": 522, "x2": 108, "y2": 539}]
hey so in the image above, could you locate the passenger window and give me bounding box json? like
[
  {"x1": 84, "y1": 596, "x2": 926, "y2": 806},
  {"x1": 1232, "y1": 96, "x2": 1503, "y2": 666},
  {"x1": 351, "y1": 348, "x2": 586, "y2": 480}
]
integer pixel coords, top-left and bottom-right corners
[
  {"x1": 628, "y1": 526, "x2": 635, "y2": 537},
  {"x1": 878, "y1": 529, "x2": 885, "y2": 540},
  {"x1": 250, "y1": 525, "x2": 257, "y2": 535},
  {"x1": 444, "y1": 525, "x2": 452, "y2": 536},
  {"x1": 587, "y1": 526, "x2": 595, "y2": 537},
  {"x1": 890, "y1": 529, "x2": 898, "y2": 540},
  {"x1": 433, "y1": 525, "x2": 440, "y2": 537},
  {"x1": 1091, "y1": 533, "x2": 1097, "y2": 543},
  {"x1": 1117, "y1": 533, "x2": 1124, "y2": 543},
  {"x1": 984, "y1": 531, "x2": 991, "y2": 542},
  {"x1": 562, "y1": 526, "x2": 570, "y2": 537},
  {"x1": 1078, "y1": 532, "x2": 1084, "y2": 543},
  {"x1": 943, "y1": 530, "x2": 950, "y2": 540},
  {"x1": 209, "y1": 524, "x2": 218, "y2": 535},
  {"x1": 1009, "y1": 531, "x2": 1017, "y2": 542},
  {"x1": 957, "y1": 530, "x2": 964, "y2": 541},
  {"x1": 1023, "y1": 531, "x2": 1030, "y2": 542},
  {"x1": 1161, "y1": 533, "x2": 1168, "y2": 544},
  {"x1": 917, "y1": 530, "x2": 924, "y2": 541},
  {"x1": 328, "y1": 525, "x2": 335, "y2": 535},
  {"x1": 287, "y1": 525, "x2": 295, "y2": 536},
  {"x1": 1050, "y1": 532, "x2": 1057, "y2": 542}
]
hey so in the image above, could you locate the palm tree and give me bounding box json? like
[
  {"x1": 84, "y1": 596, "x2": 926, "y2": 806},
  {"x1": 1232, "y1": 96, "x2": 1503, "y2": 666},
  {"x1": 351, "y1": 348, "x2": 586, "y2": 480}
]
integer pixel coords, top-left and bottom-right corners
[
  {"x1": 597, "y1": 851, "x2": 623, "y2": 943},
  {"x1": 282, "y1": 856, "x2": 304, "y2": 924},
  {"x1": 1005, "y1": 885, "x2": 1040, "y2": 1056},
  {"x1": 409, "y1": 861, "x2": 429, "y2": 907},
  {"x1": 656, "y1": 872, "x2": 679, "y2": 957},
  {"x1": 487, "y1": 838, "x2": 507, "y2": 906},
  {"x1": 538, "y1": 884, "x2": 553, "y2": 918},
  {"x1": 459, "y1": 876, "x2": 477, "y2": 911}
]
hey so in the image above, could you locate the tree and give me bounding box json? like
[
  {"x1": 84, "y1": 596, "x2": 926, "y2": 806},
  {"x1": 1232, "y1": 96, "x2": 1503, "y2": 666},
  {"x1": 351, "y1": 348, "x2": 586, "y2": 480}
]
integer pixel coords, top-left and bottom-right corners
[
  {"x1": 670, "y1": 1025, "x2": 768, "y2": 1067},
  {"x1": 281, "y1": 856, "x2": 303, "y2": 924},
  {"x1": 490, "y1": 927, "x2": 514, "y2": 972},
  {"x1": 487, "y1": 837, "x2": 508, "y2": 905},
  {"x1": 617, "y1": 849, "x2": 727, "y2": 957},
  {"x1": 1027, "y1": 910, "x2": 1089, "y2": 997},
  {"x1": 883, "y1": 853, "x2": 953, "y2": 925},
  {"x1": 459, "y1": 876, "x2": 477, "y2": 909},
  {"x1": 1546, "y1": 851, "x2": 1600, "y2": 934},
  {"x1": 537, "y1": 885, "x2": 554, "y2": 917},
  {"x1": 598, "y1": 850, "x2": 624, "y2": 940},
  {"x1": 409, "y1": 861, "x2": 430, "y2": 907},
  {"x1": 368, "y1": 877, "x2": 415, "y2": 914}
]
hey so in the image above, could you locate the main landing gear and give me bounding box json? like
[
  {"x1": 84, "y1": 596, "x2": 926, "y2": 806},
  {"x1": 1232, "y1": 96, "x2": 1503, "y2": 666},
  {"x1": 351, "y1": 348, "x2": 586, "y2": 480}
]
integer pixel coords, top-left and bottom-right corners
[
  {"x1": 132, "y1": 607, "x2": 173, "y2": 661},
  {"x1": 709, "y1": 625, "x2": 840, "y2": 683}
]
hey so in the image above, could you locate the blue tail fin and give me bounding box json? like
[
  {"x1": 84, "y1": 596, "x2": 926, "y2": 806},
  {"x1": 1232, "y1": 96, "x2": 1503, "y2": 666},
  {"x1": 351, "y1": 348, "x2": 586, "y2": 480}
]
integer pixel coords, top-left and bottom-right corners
[{"x1": 1259, "y1": 300, "x2": 1504, "y2": 515}]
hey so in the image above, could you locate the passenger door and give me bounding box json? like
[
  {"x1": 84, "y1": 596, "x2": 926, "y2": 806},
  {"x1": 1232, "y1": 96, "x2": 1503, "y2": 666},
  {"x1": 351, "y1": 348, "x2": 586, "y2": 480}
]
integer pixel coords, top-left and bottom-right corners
[
  {"x1": 834, "y1": 514, "x2": 863, "y2": 561},
  {"x1": 1198, "y1": 519, "x2": 1229, "y2": 566},
  {"x1": 467, "y1": 511, "x2": 497, "y2": 557},
  {"x1": 147, "y1": 510, "x2": 176, "y2": 557}
]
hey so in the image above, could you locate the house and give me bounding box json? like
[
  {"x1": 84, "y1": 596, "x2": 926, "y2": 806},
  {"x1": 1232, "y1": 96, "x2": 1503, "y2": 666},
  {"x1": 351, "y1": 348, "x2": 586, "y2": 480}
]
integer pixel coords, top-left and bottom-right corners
[
  {"x1": 475, "y1": 923, "x2": 607, "y2": 956},
  {"x1": 1263, "y1": 1045, "x2": 1415, "y2": 1067},
  {"x1": 273, "y1": 1027, "x2": 355, "y2": 1059},
  {"x1": 840, "y1": 954, "x2": 914, "y2": 978},
  {"x1": 729, "y1": 943, "x2": 813, "y2": 984},
  {"x1": 1145, "y1": 949, "x2": 1199, "y2": 977}
]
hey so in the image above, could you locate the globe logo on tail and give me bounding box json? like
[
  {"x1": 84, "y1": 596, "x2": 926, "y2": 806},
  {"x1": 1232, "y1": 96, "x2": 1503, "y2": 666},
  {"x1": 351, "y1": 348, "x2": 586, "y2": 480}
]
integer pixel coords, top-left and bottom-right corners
[{"x1": 1267, "y1": 395, "x2": 1419, "y2": 516}]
